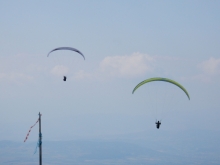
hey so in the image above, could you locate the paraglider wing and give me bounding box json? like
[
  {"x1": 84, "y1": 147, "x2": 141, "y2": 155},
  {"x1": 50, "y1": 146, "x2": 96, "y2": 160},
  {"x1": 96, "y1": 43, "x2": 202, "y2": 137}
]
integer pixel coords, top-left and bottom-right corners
[
  {"x1": 47, "y1": 47, "x2": 85, "y2": 60},
  {"x1": 132, "y1": 77, "x2": 190, "y2": 100}
]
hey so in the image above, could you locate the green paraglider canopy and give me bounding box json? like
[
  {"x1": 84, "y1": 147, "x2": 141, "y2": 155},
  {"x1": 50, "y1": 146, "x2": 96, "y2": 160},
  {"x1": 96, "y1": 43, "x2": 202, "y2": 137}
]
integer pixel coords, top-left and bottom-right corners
[{"x1": 132, "y1": 77, "x2": 190, "y2": 100}]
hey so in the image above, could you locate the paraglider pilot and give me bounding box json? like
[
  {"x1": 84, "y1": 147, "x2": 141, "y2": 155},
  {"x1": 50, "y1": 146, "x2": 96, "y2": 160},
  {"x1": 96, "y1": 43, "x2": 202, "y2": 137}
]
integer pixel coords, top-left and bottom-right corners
[
  {"x1": 155, "y1": 120, "x2": 161, "y2": 129},
  {"x1": 63, "y1": 76, "x2": 67, "y2": 81}
]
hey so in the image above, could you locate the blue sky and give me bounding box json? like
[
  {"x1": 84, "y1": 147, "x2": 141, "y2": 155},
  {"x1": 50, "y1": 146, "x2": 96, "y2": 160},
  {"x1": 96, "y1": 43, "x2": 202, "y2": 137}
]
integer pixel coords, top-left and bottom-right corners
[{"x1": 0, "y1": 0, "x2": 220, "y2": 144}]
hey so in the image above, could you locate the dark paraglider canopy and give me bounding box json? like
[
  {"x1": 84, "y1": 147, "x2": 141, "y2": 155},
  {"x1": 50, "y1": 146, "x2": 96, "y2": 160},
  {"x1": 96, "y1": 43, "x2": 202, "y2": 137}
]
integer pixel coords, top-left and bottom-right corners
[
  {"x1": 47, "y1": 47, "x2": 85, "y2": 82},
  {"x1": 47, "y1": 47, "x2": 85, "y2": 60}
]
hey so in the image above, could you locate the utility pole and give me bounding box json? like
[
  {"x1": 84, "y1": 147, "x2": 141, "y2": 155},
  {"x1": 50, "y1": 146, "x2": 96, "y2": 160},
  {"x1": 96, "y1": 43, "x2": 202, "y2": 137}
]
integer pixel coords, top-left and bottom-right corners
[{"x1": 39, "y1": 112, "x2": 42, "y2": 165}]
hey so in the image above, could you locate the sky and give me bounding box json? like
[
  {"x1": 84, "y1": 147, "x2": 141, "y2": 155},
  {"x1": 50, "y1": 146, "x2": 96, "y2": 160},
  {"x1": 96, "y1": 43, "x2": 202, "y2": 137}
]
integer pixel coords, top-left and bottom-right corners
[{"x1": 0, "y1": 0, "x2": 220, "y2": 145}]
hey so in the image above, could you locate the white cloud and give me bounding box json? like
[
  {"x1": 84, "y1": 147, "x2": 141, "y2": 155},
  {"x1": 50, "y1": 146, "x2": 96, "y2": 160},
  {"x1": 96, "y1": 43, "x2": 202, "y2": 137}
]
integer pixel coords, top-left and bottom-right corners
[
  {"x1": 74, "y1": 70, "x2": 93, "y2": 80},
  {"x1": 0, "y1": 72, "x2": 34, "y2": 84},
  {"x1": 198, "y1": 57, "x2": 220, "y2": 75},
  {"x1": 183, "y1": 57, "x2": 220, "y2": 83},
  {"x1": 51, "y1": 65, "x2": 69, "y2": 76},
  {"x1": 0, "y1": 54, "x2": 44, "y2": 84},
  {"x1": 100, "y1": 52, "x2": 155, "y2": 77}
]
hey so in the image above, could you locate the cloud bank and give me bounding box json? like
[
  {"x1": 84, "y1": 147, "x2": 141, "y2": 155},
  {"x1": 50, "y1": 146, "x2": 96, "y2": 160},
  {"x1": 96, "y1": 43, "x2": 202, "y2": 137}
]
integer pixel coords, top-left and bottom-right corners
[{"x1": 4, "y1": 52, "x2": 211, "y2": 83}]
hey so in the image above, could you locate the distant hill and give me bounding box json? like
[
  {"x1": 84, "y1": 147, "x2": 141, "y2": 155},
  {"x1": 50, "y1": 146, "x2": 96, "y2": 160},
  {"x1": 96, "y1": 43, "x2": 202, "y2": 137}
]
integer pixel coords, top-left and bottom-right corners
[{"x1": 0, "y1": 130, "x2": 220, "y2": 165}]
